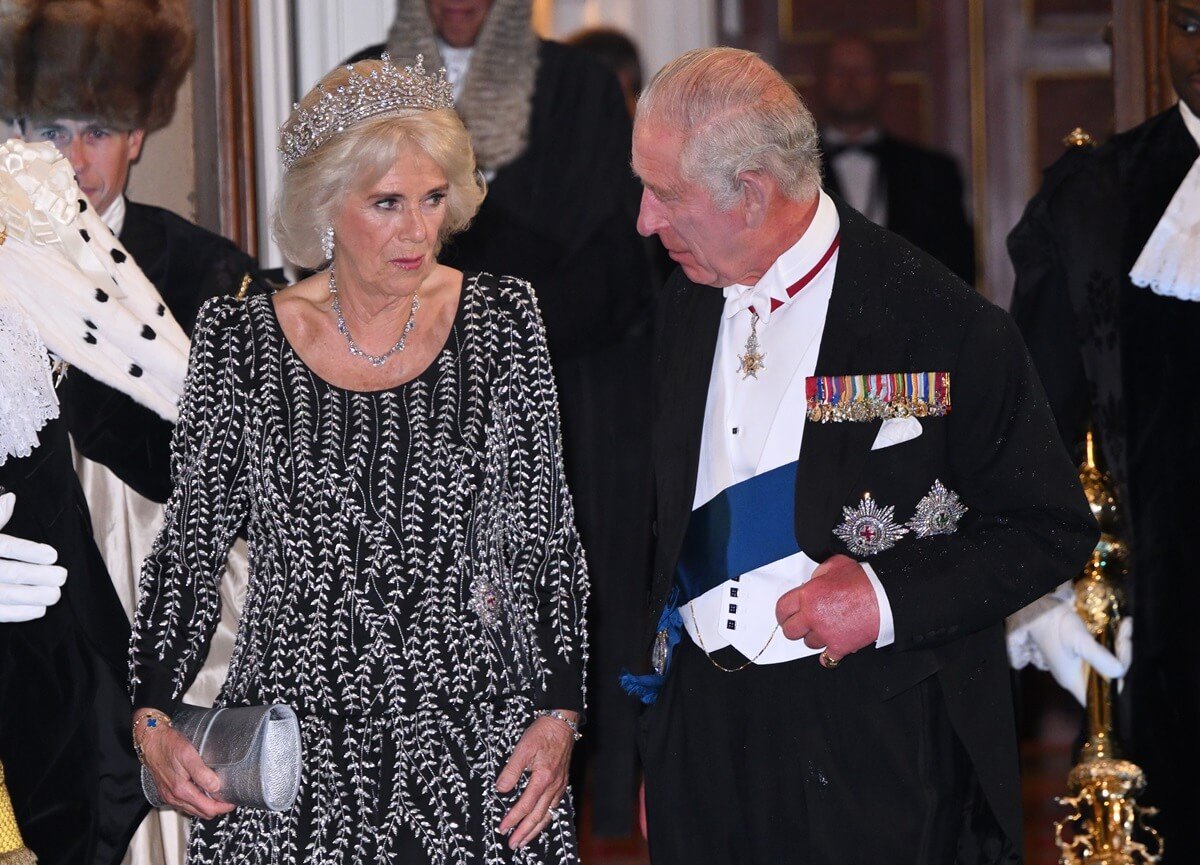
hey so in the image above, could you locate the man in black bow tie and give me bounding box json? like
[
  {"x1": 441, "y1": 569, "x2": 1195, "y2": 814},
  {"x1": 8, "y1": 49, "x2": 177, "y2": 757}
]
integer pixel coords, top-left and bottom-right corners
[
  {"x1": 818, "y1": 35, "x2": 976, "y2": 283},
  {"x1": 629, "y1": 46, "x2": 1096, "y2": 864}
]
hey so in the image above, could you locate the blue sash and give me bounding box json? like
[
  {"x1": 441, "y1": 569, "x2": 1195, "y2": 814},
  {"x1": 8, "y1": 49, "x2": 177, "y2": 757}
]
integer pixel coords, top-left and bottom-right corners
[
  {"x1": 620, "y1": 460, "x2": 801, "y2": 705},
  {"x1": 675, "y1": 459, "x2": 801, "y2": 604}
]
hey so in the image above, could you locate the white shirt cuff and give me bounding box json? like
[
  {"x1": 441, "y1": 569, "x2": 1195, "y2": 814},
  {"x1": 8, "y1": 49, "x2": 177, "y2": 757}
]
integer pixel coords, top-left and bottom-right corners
[{"x1": 860, "y1": 562, "x2": 895, "y2": 648}]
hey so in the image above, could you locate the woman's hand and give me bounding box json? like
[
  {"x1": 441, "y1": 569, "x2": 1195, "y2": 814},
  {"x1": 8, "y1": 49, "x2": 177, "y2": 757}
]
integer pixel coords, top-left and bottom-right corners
[
  {"x1": 134, "y1": 708, "x2": 235, "y2": 820},
  {"x1": 496, "y1": 711, "x2": 577, "y2": 850}
]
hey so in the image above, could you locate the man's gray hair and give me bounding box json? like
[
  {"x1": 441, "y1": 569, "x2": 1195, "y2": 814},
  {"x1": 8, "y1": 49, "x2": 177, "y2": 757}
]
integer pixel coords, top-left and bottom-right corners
[{"x1": 637, "y1": 47, "x2": 821, "y2": 209}]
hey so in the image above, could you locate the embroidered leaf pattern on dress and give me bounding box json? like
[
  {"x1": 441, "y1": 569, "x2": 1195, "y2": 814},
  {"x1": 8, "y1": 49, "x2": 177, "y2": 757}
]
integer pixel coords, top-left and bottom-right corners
[{"x1": 130, "y1": 274, "x2": 587, "y2": 864}]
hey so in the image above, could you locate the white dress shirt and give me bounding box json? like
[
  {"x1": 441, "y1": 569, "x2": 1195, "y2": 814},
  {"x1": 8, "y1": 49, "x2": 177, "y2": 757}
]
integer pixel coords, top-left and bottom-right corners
[
  {"x1": 682, "y1": 190, "x2": 896, "y2": 664},
  {"x1": 100, "y1": 194, "x2": 126, "y2": 236},
  {"x1": 824, "y1": 126, "x2": 887, "y2": 226}
]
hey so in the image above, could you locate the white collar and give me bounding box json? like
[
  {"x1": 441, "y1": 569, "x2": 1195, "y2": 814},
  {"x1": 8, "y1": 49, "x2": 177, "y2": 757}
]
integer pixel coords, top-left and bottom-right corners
[
  {"x1": 435, "y1": 37, "x2": 474, "y2": 100},
  {"x1": 1127, "y1": 101, "x2": 1200, "y2": 302},
  {"x1": 100, "y1": 195, "x2": 126, "y2": 237},
  {"x1": 722, "y1": 190, "x2": 840, "y2": 322},
  {"x1": 822, "y1": 125, "x2": 883, "y2": 147},
  {"x1": 1180, "y1": 99, "x2": 1200, "y2": 147}
]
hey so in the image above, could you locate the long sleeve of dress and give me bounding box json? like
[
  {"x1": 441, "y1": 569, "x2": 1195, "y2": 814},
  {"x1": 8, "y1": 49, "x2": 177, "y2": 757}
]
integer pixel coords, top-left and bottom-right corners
[
  {"x1": 130, "y1": 297, "x2": 253, "y2": 712},
  {"x1": 500, "y1": 278, "x2": 589, "y2": 713}
]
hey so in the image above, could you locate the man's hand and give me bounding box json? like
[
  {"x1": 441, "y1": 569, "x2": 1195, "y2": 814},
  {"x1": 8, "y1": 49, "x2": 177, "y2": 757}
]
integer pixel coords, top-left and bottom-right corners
[
  {"x1": 496, "y1": 711, "x2": 577, "y2": 850},
  {"x1": 1006, "y1": 592, "x2": 1132, "y2": 705},
  {"x1": 775, "y1": 554, "x2": 880, "y2": 665},
  {"x1": 0, "y1": 492, "x2": 67, "y2": 623}
]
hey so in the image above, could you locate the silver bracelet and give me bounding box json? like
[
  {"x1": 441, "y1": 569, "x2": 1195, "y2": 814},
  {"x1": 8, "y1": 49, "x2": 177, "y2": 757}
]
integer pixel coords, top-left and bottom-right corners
[{"x1": 536, "y1": 709, "x2": 582, "y2": 741}]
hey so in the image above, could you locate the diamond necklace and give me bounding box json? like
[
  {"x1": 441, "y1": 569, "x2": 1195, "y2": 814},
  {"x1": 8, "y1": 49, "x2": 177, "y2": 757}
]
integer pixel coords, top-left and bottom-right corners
[{"x1": 328, "y1": 265, "x2": 420, "y2": 368}]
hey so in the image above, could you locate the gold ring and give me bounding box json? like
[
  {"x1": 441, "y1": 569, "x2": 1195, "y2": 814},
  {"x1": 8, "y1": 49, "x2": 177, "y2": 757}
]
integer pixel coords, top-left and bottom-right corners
[{"x1": 819, "y1": 650, "x2": 841, "y2": 669}]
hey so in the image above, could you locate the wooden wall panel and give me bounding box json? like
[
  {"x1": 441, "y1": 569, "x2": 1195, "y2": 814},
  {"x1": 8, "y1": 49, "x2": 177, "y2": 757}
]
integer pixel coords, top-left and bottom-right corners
[
  {"x1": 791, "y1": 74, "x2": 930, "y2": 143},
  {"x1": 780, "y1": 0, "x2": 925, "y2": 40},
  {"x1": 1030, "y1": 0, "x2": 1110, "y2": 24},
  {"x1": 1030, "y1": 72, "x2": 1113, "y2": 183},
  {"x1": 212, "y1": 0, "x2": 259, "y2": 257}
]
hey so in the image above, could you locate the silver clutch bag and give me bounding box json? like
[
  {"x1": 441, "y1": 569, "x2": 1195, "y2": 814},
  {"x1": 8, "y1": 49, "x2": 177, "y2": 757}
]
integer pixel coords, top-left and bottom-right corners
[{"x1": 141, "y1": 703, "x2": 302, "y2": 812}]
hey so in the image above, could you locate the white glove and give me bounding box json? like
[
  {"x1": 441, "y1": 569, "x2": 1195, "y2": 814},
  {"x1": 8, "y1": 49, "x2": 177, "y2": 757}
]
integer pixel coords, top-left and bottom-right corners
[
  {"x1": 1006, "y1": 585, "x2": 1132, "y2": 706},
  {"x1": 0, "y1": 492, "x2": 67, "y2": 622}
]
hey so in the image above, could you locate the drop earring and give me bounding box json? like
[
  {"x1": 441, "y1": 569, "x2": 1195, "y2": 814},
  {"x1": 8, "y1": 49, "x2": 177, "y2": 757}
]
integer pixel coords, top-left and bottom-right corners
[{"x1": 321, "y1": 225, "x2": 335, "y2": 261}]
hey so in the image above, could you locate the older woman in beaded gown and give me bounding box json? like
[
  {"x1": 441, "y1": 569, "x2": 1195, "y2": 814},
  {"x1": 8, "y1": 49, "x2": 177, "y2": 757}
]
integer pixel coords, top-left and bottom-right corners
[{"x1": 130, "y1": 57, "x2": 588, "y2": 864}]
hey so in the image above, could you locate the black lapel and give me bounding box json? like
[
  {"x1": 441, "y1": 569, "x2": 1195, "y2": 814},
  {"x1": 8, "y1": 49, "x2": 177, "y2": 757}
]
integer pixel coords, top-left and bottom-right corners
[
  {"x1": 118, "y1": 201, "x2": 171, "y2": 297},
  {"x1": 876, "y1": 135, "x2": 903, "y2": 233},
  {"x1": 794, "y1": 201, "x2": 899, "y2": 557},
  {"x1": 651, "y1": 277, "x2": 724, "y2": 601},
  {"x1": 1120, "y1": 109, "x2": 1198, "y2": 271}
]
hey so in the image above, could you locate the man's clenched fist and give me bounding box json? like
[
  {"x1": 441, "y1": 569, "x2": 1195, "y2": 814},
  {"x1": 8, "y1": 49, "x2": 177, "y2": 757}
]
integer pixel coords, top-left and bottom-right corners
[{"x1": 774, "y1": 554, "x2": 880, "y2": 664}]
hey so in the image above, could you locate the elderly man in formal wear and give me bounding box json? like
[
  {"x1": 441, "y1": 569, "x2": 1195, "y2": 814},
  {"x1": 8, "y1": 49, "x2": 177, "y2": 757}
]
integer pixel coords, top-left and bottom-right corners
[
  {"x1": 1007, "y1": 1, "x2": 1200, "y2": 858},
  {"x1": 624, "y1": 47, "x2": 1098, "y2": 864}
]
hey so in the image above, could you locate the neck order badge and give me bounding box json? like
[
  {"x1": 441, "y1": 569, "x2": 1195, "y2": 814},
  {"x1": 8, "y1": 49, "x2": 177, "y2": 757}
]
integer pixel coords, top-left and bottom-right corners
[{"x1": 737, "y1": 233, "x2": 840, "y2": 380}]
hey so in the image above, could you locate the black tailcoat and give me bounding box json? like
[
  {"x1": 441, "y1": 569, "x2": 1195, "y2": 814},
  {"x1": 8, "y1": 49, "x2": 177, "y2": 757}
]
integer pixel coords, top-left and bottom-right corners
[
  {"x1": 0, "y1": 416, "x2": 144, "y2": 865},
  {"x1": 1009, "y1": 106, "x2": 1200, "y2": 862},
  {"x1": 821, "y1": 132, "x2": 976, "y2": 284},
  {"x1": 60, "y1": 200, "x2": 263, "y2": 503},
  {"x1": 640, "y1": 201, "x2": 1096, "y2": 856}
]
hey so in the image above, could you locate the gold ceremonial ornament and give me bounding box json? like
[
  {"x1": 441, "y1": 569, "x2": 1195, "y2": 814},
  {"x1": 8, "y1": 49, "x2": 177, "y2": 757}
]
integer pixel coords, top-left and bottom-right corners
[
  {"x1": 1055, "y1": 430, "x2": 1162, "y2": 864},
  {"x1": 1062, "y1": 127, "x2": 1097, "y2": 149}
]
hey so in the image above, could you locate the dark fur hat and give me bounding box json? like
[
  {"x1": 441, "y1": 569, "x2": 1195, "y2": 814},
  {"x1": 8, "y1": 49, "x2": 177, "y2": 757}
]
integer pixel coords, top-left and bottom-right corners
[{"x1": 0, "y1": 0, "x2": 194, "y2": 131}]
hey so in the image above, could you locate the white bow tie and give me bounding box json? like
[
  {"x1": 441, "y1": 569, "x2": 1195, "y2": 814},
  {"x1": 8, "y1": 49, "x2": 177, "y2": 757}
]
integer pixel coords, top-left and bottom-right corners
[{"x1": 723, "y1": 282, "x2": 775, "y2": 320}]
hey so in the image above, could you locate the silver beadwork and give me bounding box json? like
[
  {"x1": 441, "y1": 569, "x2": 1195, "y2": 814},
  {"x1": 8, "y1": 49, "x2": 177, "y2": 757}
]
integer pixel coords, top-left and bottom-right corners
[
  {"x1": 279, "y1": 54, "x2": 455, "y2": 169},
  {"x1": 328, "y1": 266, "x2": 419, "y2": 367},
  {"x1": 907, "y1": 479, "x2": 968, "y2": 538},
  {"x1": 833, "y1": 493, "x2": 908, "y2": 556},
  {"x1": 321, "y1": 225, "x2": 334, "y2": 261}
]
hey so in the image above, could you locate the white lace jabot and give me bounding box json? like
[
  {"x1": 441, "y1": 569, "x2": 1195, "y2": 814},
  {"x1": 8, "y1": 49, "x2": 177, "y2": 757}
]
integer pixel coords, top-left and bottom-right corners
[
  {"x1": 1128, "y1": 102, "x2": 1200, "y2": 302},
  {"x1": 0, "y1": 295, "x2": 58, "y2": 466}
]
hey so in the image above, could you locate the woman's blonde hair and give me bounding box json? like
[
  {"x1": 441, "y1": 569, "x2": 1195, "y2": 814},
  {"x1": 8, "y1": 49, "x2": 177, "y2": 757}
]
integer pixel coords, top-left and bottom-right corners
[{"x1": 273, "y1": 61, "x2": 486, "y2": 270}]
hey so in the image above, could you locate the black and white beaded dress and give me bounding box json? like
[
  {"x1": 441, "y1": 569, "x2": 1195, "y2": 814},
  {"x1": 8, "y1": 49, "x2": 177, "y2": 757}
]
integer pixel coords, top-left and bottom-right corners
[{"x1": 130, "y1": 273, "x2": 588, "y2": 864}]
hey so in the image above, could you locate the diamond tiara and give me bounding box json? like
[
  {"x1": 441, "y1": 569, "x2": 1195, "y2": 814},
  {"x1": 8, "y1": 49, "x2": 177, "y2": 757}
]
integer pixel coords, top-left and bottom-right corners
[{"x1": 279, "y1": 54, "x2": 456, "y2": 169}]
